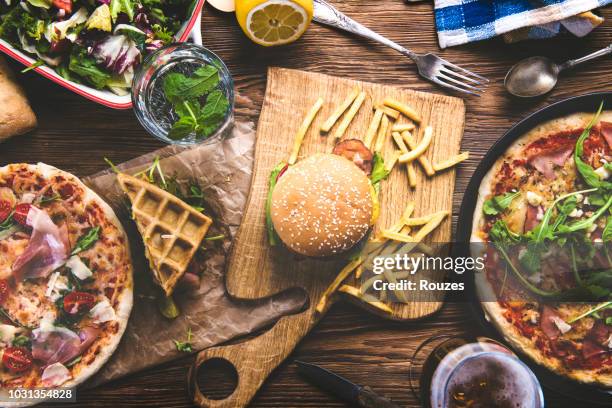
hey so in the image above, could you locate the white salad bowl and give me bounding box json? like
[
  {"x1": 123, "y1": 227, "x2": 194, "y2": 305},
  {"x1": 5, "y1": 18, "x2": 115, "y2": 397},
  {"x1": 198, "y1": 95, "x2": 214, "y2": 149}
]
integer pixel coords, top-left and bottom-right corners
[{"x1": 0, "y1": 0, "x2": 206, "y2": 109}]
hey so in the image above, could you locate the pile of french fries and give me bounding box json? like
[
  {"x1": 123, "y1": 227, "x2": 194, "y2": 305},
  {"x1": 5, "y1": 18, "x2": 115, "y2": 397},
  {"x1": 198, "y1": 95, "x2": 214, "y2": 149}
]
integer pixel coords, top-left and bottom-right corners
[{"x1": 284, "y1": 85, "x2": 468, "y2": 317}]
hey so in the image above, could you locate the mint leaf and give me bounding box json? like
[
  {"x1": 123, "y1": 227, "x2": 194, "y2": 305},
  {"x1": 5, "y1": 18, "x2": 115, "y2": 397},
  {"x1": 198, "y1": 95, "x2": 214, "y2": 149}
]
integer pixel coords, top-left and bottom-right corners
[
  {"x1": 168, "y1": 116, "x2": 197, "y2": 140},
  {"x1": 196, "y1": 90, "x2": 229, "y2": 139},
  {"x1": 175, "y1": 99, "x2": 201, "y2": 119},
  {"x1": 163, "y1": 66, "x2": 219, "y2": 101}
]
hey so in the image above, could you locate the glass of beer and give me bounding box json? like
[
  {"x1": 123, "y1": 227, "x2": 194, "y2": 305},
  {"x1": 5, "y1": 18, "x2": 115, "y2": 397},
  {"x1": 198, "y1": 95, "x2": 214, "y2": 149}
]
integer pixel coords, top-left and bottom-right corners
[{"x1": 409, "y1": 335, "x2": 544, "y2": 408}]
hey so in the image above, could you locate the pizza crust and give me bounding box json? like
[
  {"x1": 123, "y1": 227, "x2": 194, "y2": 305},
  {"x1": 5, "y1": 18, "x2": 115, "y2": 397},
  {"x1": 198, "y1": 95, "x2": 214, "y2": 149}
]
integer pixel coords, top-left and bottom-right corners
[
  {"x1": 0, "y1": 163, "x2": 133, "y2": 407},
  {"x1": 472, "y1": 111, "x2": 612, "y2": 389}
]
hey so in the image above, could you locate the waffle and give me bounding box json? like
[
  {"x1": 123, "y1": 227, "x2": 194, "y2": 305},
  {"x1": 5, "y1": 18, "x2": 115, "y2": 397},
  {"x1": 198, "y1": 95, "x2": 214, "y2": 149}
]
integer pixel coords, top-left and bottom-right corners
[{"x1": 117, "y1": 173, "x2": 212, "y2": 296}]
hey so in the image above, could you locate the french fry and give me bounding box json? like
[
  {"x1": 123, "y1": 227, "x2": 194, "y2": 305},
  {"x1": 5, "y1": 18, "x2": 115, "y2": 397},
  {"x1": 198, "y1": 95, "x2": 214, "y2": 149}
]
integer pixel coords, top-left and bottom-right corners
[
  {"x1": 392, "y1": 132, "x2": 417, "y2": 188},
  {"x1": 315, "y1": 257, "x2": 364, "y2": 314},
  {"x1": 320, "y1": 86, "x2": 360, "y2": 133},
  {"x1": 414, "y1": 211, "x2": 449, "y2": 242},
  {"x1": 385, "y1": 151, "x2": 402, "y2": 172},
  {"x1": 402, "y1": 130, "x2": 435, "y2": 176},
  {"x1": 355, "y1": 264, "x2": 364, "y2": 279},
  {"x1": 383, "y1": 98, "x2": 421, "y2": 123},
  {"x1": 377, "y1": 105, "x2": 401, "y2": 120},
  {"x1": 433, "y1": 152, "x2": 470, "y2": 172},
  {"x1": 374, "y1": 115, "x2": 390, "y2": 152},
  {"x1": 399, "y1": 127, "x2": 433, "y2": 163},
  {"x1": 289, "y1": 97, "x2": 324, "y2": 165},
  {"x1": 392, "y1": 131, "x2": 408, "y2": 151},
  {"x1": 392, "y1": 123, "x2": 415, "y2": 132},
  {"x1": 380, "y1": 229, "x2": 415, "y2": 243},
  {"x1": 389, "y1": 201, "x2": 416, "y2": 233},
  {"x1": 403, "y1": 214, "x2": 435, "y2": 226},
  {"x1": 338, "y1": 285, "x2": 394, "y2": 314},
  {"x1": 333, "y1": 91, "x2": 366, "y2": 140},
  {"x1": 364, "y1": 108, "x2": 384, "y2": 148},
  {"x1": 383, "y1": 269, "x2": 409, "y2": 303}
]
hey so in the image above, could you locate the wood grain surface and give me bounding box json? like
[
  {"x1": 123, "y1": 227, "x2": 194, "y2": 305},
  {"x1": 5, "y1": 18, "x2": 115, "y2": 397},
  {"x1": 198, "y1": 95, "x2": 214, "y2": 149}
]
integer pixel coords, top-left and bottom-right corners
[
  {"x1": 0, "y1": 0, "x2": 610, "y2": 406},
  {"x1": 190, "y1": 67, "x2": 464, "y2": 407}
]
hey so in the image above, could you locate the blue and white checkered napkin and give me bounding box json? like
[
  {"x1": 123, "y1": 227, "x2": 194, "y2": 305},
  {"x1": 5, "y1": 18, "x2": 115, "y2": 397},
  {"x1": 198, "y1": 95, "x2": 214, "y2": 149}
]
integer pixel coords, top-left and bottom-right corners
[{"x1": 434, "y1": 0, "x2": 612, "y2": 48}]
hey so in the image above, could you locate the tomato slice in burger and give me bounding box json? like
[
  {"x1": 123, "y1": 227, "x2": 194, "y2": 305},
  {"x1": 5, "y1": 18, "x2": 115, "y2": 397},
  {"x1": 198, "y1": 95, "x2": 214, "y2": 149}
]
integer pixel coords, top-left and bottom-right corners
[
  {"x1": 63, "y1": 291, "x2": 96, "y2": 314},
  {"x1": 2, "y1": 347, "x2": 33, "y2": 374}
]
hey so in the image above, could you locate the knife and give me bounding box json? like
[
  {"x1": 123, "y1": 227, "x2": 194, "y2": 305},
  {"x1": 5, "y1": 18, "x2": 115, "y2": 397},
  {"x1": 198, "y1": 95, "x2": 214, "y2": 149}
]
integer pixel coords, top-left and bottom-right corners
[{"x1": 295, "y1": 360, "x2": 403, "y2": 408}]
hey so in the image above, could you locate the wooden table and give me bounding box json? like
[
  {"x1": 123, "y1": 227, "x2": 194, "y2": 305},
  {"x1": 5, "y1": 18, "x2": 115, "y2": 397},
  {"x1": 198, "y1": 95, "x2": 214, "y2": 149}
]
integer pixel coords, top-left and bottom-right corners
[{"x1": 2, "y1": 1, "x2": 610, "y2": 406}]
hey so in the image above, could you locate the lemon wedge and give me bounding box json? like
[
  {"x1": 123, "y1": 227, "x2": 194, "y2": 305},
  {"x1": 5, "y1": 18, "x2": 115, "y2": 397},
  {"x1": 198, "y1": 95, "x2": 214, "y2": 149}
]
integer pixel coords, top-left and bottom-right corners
[{"x1": 236, "y1": 0, "x2": 313, "y2": 46}]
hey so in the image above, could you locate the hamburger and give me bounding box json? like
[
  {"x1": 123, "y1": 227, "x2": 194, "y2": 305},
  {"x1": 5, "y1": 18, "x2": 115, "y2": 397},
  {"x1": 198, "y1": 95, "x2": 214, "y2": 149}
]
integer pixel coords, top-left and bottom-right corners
[{"x1": 268, "y1": 148, "x2": 379, "y2": 257}]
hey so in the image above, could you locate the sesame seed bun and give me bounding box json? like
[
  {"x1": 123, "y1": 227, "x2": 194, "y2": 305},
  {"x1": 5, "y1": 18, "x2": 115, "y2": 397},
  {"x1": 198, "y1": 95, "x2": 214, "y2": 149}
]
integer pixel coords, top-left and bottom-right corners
[{"x1": 271, "y1": 153, "x2": 374, "y2": 257}]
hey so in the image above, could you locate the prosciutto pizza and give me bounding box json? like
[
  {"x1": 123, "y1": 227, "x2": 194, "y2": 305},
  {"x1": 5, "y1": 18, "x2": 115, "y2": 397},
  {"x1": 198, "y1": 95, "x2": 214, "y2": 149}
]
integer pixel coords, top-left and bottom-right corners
[
  {"x1": 472, "y1": 108, "x2": 612, "y2": 387},
  {"x1": 0, "y1": 163, "x2": 132, "y2": 404}
]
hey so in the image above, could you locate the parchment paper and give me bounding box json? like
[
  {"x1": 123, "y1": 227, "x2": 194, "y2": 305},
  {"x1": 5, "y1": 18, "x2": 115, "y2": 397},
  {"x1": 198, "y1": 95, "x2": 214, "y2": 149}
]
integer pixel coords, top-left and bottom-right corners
[{"x1": 83, "y1": 121, "x2": 308, "y2": 386}]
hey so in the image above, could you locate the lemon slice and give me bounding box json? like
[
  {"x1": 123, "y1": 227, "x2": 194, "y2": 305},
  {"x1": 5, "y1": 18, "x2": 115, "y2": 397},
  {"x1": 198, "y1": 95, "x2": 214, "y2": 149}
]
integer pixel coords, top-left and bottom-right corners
[{"x1": 236, "y1": 0, "x2": 313, "y2": 47}]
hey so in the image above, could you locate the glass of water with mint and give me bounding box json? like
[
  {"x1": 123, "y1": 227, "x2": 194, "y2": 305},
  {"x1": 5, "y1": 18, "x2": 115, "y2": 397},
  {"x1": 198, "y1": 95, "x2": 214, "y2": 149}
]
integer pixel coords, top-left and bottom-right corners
[{"x1": 132, "y1": 43, "x2": 234, "y2": 145}]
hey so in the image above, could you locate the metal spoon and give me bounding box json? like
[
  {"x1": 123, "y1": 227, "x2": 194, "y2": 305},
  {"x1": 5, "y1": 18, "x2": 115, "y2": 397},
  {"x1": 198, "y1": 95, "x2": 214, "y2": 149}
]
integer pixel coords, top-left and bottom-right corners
[{"x1": 504, "y1": 44, "x2": 612, "y2": 97}]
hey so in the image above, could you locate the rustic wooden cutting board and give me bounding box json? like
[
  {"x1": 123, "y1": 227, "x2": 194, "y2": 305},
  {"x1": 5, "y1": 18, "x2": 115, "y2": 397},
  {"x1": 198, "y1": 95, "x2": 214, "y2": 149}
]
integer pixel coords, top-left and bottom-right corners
[{"x1": 190, "y1": 68, "x2": 465, "y2": 407}]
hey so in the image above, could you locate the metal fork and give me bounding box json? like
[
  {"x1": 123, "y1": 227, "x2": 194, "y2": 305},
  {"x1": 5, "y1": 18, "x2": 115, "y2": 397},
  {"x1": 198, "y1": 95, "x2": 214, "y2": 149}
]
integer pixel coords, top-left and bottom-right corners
[{"x1": 313, "y1": 0, "x2": 488, "y2": 96}]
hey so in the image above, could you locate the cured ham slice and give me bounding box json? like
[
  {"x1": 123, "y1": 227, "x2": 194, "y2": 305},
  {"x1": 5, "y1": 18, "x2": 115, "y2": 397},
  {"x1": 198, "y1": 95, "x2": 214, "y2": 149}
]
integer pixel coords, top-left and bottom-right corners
[
  {"x1": 540, "y1": 305, "x2": 566, "y2": 339},
  {"x1": 11, "y1": 207, "x2": 68, "y2": 281},
  {"x1": 528, "y1": 147, "x2": 573, "y2": 179},
  {"x1": 32, "y1": 325, "x2": 82, "y2": 366},
  {"x1": 601, "y1": 122, "x2": 612, "y2": 150},
  {"x1": 523, "y1": 205, "x2": 542, "y2": 233},
  {"x1": 32, "y1": 324, "x2": 100, "y2": 366}
]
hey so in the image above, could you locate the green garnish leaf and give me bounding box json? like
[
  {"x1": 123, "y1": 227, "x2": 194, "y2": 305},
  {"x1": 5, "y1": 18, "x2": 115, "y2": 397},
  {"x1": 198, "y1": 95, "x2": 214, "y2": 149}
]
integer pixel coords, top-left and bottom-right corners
[
  {"x1": 568, "y1": 301, "x2": 612, "y2": 324},
  {"x1": 573, "y1": 102, "x2": 610, "y2": 189},
  {"x1": 483, "y1": 191, "x2": 520, "y2": 216},
  {"x1": 174, "y1": 328, "x2": 193, "y2": 353},
  {"x1": 12, "y1": 335, "x2": 31, "y2": 348},
  {"x1": 205, "y1": 234, "x2": 225, "y2": 241},
  {"x1": 65, "y1": 356, "x2": 82, "y2": 368},
  {"x1": 38, "y1": 193, "x2": 61, "y2": 206},
  {"x1": 370, "y1": 152, "x2": 390, "y2": 185},
  {"x1": 21, "y1": 59, "x2": 44, "y2": 73},
  {"x1": 266, "y1": 162, "x2": 287, "y2": 246},
  {"x1": 71, "y1": 226, "x2": 101, "y2": 256}
]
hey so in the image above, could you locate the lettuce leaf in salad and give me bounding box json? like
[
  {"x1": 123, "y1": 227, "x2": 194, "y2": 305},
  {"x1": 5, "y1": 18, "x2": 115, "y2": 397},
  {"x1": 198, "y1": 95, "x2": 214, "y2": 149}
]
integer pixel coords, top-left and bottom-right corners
[
  {"x1": 109, "y1": 0, "x2": 135, "y2": 22},
  {"x1": 26, "y1": 0, "x2": 51, "y2": 9},
  {"x1": 68, "y1": 48, "x2": 111, "y2": 89}
]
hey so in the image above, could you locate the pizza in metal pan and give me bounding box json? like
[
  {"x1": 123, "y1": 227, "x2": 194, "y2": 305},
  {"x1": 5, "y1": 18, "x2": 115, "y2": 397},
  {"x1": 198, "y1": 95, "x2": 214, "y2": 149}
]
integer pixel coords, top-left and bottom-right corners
[
  {"x1": 472, "y1": 108, "x2": 612, "y2": 388},
  {"x1": 0, "y1": 163, "x2": 132, "y2": 406}
]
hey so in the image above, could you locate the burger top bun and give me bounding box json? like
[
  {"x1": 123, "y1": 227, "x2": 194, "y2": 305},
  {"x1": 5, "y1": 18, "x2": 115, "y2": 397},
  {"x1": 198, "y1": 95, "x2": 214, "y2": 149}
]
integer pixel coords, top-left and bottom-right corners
[{"x1": 271, "y1": 153, "x2": 373, "y2": 257}]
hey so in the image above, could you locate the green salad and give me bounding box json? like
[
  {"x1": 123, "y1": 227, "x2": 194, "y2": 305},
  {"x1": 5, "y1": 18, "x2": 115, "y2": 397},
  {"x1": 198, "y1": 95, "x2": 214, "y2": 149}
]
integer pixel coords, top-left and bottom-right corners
[{"x1": 0, "y1": 0, "x2": 194, "y2": 94}]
